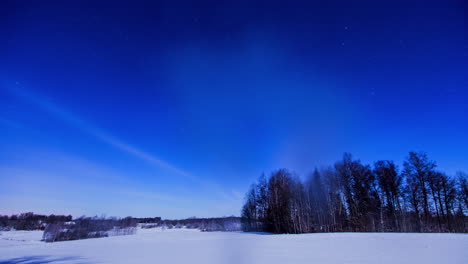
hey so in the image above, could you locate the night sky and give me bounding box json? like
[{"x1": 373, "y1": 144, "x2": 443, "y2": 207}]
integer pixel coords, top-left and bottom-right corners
[{"x1": 1, "y1": 2, "x2": 467, "y2": 218}]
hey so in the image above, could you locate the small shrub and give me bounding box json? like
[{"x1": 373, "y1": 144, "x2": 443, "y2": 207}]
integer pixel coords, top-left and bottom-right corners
[{"x1": 43, "y1": 217, "x2": 137, "y2": 242}]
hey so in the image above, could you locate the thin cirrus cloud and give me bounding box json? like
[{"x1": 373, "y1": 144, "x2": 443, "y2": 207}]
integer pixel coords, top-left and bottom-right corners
[
  {"x1": 7, "y1": 83, "x2": 193, "y2": 179},
  {"x1": 1, "y1": 133, "x2": 242, "y2": 217},
  {"x1": 3, "y1": 82, "x2": 232, "y2": 200},
  {"x1": 0, "y1": 158, "x2": 209, "y2": 218}
]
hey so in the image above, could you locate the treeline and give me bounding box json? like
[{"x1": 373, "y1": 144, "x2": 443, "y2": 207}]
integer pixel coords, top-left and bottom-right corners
[
  {"x1": 141, "y1": 217, "x2": 242, "y2": 232},
  {"x1": 241, "y1": 152, "x2": 468, "y2": 234},
  {"x1": 134, "y1": 217, "x2": 162, "y2": 223},
  {"x1": 1, "y1": 212, "x2": 242, "y2": 241},
  {"x1": 0, "y1": 212, "x2": 72, "y2": 231},
  {"x1": 43, "y1": 216, "x2": 137, "y2": 242},
  {"x1": 0, "y1": 213, "x2": 138, "y2": 242}
]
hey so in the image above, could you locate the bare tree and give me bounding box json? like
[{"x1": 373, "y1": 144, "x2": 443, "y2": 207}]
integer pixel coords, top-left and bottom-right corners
[
  {"x1": 241, "y1": 152, "x2": 467, "y2": 234},
  {"x1": 241, "y1": 184, "x2": 257, "y2": 231},
  {"x1": 403, "y1": 152, "x2": 436, "y2": 230}
]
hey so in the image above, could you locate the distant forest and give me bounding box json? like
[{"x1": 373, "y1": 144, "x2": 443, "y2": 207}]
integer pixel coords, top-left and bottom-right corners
[
  {"x1": 0, "y1": 213, "x2": 241, "y2": 242},
  {"x1": 241, "y1": 152, "x2": 468, "y2": 234}
]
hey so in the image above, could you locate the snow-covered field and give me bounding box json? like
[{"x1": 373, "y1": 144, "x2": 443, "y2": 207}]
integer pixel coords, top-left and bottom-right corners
[{"x1": 1, "y1": 228, "x2": 467, "y2": 264}]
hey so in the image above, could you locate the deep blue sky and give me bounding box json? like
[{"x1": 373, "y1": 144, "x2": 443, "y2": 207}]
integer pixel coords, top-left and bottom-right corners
[{"x1": 1, "y1": 2, "x2": 467, "y2": 218}]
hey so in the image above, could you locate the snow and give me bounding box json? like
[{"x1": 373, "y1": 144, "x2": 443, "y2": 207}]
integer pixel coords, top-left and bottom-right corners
[{"x1": 1, "y1": 228, "x2": 467, "y2": 264}]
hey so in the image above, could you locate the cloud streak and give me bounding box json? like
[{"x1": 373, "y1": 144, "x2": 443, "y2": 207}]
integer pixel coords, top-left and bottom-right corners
[
  {"x1": 2, "y1": 82, "x2": 244, "y2": 216},
  {"x1": 0, "y1": 148, "x2": 238, "y2": 218},
  {"x1": 5, "y1": 83, "x2": 196, "y2": 181}
]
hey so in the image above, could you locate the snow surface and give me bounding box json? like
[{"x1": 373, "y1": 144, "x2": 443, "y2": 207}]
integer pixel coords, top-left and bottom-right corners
[{"x1": 1, "y1": 228, "x2": 467, "y2": 264}]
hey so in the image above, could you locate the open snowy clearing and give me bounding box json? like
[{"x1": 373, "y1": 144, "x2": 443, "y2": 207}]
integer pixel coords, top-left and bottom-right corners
[{"x1": 1, "y1": 228, "x2": 467, "y2": 264}]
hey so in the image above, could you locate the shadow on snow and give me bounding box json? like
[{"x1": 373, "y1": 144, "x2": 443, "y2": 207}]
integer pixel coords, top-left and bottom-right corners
[{"x1": 0, "y1": 255, "x2": 88, "y2": 264}]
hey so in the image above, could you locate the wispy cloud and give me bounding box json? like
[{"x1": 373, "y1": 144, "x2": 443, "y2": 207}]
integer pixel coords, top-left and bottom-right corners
[
  {"x1": 3, "y1": 83, "x2": 243, "y2": 210},
  {"x1": 5, "y1": 83, "x2": 194, "y2": 181},
  {"x1": 0, "y1": 146, "x2": 210, "y2": 215}
]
